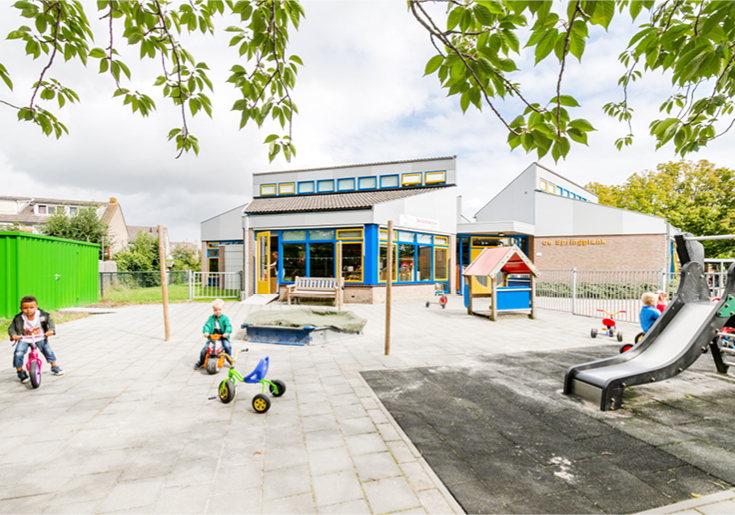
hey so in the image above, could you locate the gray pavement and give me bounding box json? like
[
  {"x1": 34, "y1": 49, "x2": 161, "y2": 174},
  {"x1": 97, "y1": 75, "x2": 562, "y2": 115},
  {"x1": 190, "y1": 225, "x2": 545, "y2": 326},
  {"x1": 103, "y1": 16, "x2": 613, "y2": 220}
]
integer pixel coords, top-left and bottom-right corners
[{"x1": 1, "y1": 296, "x2": 734, "y2": 514}]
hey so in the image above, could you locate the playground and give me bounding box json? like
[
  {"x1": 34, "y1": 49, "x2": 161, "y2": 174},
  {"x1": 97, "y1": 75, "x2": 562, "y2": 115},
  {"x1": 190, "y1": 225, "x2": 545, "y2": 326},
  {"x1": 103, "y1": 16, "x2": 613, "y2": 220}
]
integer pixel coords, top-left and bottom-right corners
[{"x1": 2, "y1": 297, "x2": 735, "y2": 513}]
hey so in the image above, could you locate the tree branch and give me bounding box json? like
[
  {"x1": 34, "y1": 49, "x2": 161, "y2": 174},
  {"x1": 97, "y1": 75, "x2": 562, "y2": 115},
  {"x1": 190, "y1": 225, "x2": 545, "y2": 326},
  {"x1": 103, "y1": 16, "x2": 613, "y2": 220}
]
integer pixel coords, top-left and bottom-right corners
[
  {"x1": 555, "y1": 1, "x2": 581, "y2": 137},
  {"x1": 29, "y1": 3, "x2": 62, "y2": 114}
]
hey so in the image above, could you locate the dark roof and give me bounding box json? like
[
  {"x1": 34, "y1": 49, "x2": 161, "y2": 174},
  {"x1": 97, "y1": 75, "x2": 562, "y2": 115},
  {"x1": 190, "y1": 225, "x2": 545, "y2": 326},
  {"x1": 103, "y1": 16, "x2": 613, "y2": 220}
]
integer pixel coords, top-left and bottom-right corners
[
  {"x1": 244, "y1": 186, "x2": 452, "y2": 214},
  {"x1": 253, "y1": 156, "x2": 456, "y2": 176}
]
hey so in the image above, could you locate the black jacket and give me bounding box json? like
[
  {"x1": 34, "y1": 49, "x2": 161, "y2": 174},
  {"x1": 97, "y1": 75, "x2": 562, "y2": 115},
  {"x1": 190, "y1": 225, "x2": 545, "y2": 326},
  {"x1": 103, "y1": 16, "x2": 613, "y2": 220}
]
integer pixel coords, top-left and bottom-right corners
[{"x1": 7, "y1": 309, "x2": 56, "y2": 338}]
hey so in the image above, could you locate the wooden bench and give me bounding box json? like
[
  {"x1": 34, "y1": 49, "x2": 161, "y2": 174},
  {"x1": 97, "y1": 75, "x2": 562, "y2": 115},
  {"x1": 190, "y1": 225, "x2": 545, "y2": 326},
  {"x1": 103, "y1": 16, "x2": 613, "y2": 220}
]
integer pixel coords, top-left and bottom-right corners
[{"x1": 286, "y1": 277, "x2": 343, "y2": 308}]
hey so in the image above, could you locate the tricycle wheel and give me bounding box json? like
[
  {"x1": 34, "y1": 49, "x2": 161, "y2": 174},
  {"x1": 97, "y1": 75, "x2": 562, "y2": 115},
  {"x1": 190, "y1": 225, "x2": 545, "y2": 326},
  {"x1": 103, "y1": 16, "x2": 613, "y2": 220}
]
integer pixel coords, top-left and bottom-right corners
[
  {"x1": 619, "y1": 343, "x2": 633, "y2": 354},
  {"x1": 590, "y1": 328, "x2": 598, "y2": 338},
  {"x1": 635, "y1": 332, "x2": 645, "y2": 344},
  {"x1": 252, "y1": 394, "x2": 271, "y2": 413},
  {"x1": 425, "y1": 301, "x2": 430, "y2": 308},
  {"x1": 29, "y1": 360, "x2": 41, "y2": 389},
  {"x1": 206, "y1": 358, "x2": 219, "y2": 375},
  {"x1": 218, "y1": 379, "x2": 236, "y2": 404},
  {"x1": 617, "y1": 333, "x2": 624, "y2": 342},
  {"x1": 269, "y1": 379, "x2": 286, "y2": 397},
  {"x1": 441, "y1": 301, "x2": 447, "y2": 309}
]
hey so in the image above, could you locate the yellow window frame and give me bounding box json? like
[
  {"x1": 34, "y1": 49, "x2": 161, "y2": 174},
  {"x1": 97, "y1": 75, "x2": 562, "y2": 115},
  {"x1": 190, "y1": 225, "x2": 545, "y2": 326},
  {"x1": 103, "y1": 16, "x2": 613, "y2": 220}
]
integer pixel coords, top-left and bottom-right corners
[
  {"x1": 260, "y1": 184, "x2": 277, "y2": 196},
  {"x1": 425, "y1": 171, "x2": 446, "y2": 184},
  {"x1": 434, "y1": 246, "x2": 449, "y2": 281},
  {"x1": 401, "y1": 173, "x2": 422, "y2": 186},
  {"x1": 539, "y1": 179, "x2": 547, "y2": 191},
  {"x1": 379, "y1": 229, "x2": 397, "y2": 241},
  {"x1": 337, "y1": 228, "x2": 363, "y2": 240},
  {"x1": 278, "y1": 182, "x2": 295, "y2": 195},
  {"x1": 434, "y1": 235, "x2": 449, "y2": 246},
  {"x1": 341, "y1": 241, "x2": 364, "y2": 283}
]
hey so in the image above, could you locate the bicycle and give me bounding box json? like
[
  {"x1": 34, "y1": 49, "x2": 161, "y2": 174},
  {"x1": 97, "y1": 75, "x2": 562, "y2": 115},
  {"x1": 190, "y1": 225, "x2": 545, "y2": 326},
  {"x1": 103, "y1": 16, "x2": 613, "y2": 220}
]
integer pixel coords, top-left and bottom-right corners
[
  {"x1": 590, "y1": 309, "x2": 625, "y2": 343},
  {"x1": 12, "y1": 334, "x2": 44, "y2": 389}
]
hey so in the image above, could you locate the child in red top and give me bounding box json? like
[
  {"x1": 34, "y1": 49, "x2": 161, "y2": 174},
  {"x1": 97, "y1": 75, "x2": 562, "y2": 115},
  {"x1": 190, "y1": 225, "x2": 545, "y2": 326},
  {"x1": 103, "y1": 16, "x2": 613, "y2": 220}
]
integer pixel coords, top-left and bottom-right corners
[{"x1": 655, "y1": 290, "x2": 668, "y2": 313}]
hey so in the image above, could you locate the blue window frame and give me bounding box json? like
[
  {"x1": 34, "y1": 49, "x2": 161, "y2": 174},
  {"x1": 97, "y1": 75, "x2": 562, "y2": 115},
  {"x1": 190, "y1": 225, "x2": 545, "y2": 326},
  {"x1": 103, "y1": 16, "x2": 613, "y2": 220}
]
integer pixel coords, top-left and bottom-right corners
[
  {"x1": 337, "y1": 178, "x2": 356, "y2": 191},
  {"x1": 358, "y1": 176, "x2": 377, "y2": 190},
  {"x1": 298, "y1": 181, "x2": 315, "y2": 194},
  {"x1": 380, "y1": 175, "x2": 399, "y2": 189},
  {"x1": 317, "y1": 179, "x2": 335, "y2": 193}
]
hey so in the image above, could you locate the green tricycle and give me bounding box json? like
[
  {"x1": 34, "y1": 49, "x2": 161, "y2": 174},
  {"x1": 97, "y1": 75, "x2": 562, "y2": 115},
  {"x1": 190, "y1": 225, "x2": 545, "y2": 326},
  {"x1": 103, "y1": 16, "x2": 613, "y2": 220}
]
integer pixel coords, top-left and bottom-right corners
[{"x1": 217, "y1": 350, "x2": 286, "y2": 413}]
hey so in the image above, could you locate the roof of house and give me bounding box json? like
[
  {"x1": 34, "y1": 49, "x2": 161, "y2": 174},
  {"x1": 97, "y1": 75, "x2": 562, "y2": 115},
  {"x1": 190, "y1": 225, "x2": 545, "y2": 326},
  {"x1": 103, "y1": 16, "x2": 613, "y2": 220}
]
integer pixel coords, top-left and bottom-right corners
[
  {"x1": 0, "y1": 196, "x2": 106, "y2": 225},
  {"x1": 463, "y1": 246, "x2": 539, "y2": 277},
  {"x1": 252, "y1": 156, "x2": 456, "y2": 176},
  {"x1": 127, "y1": 225, "x2": 167, "y2": 241},
  {"x1": 244, "y1": 186, "x2": 452, "y2": 214}
]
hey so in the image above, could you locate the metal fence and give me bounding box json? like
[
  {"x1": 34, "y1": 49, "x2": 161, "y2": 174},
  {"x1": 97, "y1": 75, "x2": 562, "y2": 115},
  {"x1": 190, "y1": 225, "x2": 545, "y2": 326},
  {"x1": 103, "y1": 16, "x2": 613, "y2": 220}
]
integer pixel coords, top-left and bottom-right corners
[
  {"x1": 99, "y1": 271, "x2": 190, "y2": 297},
  {"x1": 536, "y1": 268, "x2": 728, "y2": 323},
  {"x1": 189, "y1": 271, "x2": 242, "y2": 300}
]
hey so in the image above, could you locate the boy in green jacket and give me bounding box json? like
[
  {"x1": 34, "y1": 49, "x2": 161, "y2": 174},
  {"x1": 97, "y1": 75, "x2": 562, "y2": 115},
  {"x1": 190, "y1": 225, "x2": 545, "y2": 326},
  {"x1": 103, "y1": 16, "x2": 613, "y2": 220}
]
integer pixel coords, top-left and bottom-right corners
[{"x1": 193, "y1": 299, "x2": 233, "y2": 369}]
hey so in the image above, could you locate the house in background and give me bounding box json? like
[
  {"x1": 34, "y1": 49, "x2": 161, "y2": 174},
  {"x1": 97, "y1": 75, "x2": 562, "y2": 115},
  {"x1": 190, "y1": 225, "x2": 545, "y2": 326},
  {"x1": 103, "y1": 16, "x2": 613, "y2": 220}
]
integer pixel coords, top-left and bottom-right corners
[{"x1": 127, "y1": 225, "x2": 171, "y2": 260}]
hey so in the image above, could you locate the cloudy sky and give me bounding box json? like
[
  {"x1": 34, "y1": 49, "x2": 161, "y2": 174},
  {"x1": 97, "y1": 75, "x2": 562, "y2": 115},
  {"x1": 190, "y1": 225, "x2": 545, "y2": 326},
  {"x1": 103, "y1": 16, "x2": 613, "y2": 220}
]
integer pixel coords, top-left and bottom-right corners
[{"x1": 1, "y1": 1, "x2": 733, "y2": 243}]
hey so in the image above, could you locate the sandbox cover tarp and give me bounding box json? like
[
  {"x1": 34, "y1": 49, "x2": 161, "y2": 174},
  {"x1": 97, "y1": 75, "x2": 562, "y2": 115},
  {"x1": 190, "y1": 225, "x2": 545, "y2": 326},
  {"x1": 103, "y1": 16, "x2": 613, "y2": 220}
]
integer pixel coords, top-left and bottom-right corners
[{"x1": 243, "y1": 308, "x2": 367, "y2": 333}]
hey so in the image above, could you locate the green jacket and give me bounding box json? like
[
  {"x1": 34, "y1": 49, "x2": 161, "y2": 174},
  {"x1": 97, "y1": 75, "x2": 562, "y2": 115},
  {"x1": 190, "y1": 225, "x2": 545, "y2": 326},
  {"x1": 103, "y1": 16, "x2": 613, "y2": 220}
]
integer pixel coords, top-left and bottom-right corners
[
  {"x1": 203, "y1": 314, "x2": 232, "y2": 337},
  {"x1": 8, "y1": 309, "x2": 56, "y2": 338}
]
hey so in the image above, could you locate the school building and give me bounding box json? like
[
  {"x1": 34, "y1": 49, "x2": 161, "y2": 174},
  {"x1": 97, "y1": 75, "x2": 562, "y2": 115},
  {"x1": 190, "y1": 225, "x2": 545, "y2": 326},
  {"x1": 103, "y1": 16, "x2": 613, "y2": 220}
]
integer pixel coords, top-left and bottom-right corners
[{"x1": 200, "y1": 157, "x2": 675, "y2": 303}]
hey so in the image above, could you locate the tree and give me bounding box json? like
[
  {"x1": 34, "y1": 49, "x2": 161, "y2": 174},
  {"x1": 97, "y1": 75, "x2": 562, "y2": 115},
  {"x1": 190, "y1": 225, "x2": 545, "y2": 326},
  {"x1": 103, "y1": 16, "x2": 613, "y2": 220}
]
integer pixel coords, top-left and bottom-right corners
[
  {"x1": 114, "y1": 231, "x2": 160, "y2": 272},
  {"x1": 5, "y1": 1, "x2": 735, "y2": 162},
  {"x1": 586, "y1": 160, "x2": 735, "y2": 257},
  {"x1": 1, "y1": 0, "x2": 302, "y2": 160},
  {"x1": 171, "y1": 244, "x2": 201, "y2": 271},
  {"x1": 39, "y1": 204, "x2": 112, "y2": 256}
]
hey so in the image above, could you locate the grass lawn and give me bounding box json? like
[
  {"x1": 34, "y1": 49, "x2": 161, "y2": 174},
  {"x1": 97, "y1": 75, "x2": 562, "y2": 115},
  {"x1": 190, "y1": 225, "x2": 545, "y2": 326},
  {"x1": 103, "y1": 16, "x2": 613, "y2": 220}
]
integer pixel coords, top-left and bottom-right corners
[
  {"x1": 94, "y1": 284, "x2": 240, "y2": 307},
  {"x1": 1, "y1": 311, "x2": 90, "y2": 342}
]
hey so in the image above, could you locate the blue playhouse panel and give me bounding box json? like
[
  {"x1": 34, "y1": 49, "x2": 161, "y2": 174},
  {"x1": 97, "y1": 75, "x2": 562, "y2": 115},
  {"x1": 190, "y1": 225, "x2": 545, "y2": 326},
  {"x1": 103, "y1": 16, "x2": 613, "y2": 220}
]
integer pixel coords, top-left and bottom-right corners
[
  {"x1": 497, "y1": 287, "x2": 532, "y2": 311},
  {"x1": 244, "y1": 325, "x2": 315, "y2": 346}
]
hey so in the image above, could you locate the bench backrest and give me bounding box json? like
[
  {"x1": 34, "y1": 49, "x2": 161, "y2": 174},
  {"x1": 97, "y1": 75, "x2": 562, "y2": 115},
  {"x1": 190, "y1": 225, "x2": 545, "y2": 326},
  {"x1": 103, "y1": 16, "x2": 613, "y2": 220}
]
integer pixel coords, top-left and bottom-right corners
[{"x1": 293, "y1": 277, "x2": 340, "y2": 291}]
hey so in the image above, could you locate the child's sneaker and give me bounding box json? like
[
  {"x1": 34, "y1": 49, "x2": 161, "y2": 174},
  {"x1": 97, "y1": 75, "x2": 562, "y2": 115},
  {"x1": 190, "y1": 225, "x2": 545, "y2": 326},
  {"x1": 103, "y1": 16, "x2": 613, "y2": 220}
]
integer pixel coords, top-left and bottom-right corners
[
  {"x1": 17, "y1": 370, "x2": 29, "y2": 384},
  {"x1": 51, "y1": 366, "x2": 64, "y2": 376},
  {"x1": 193, "y1": 362, "x2": 202, "y2": 370}
]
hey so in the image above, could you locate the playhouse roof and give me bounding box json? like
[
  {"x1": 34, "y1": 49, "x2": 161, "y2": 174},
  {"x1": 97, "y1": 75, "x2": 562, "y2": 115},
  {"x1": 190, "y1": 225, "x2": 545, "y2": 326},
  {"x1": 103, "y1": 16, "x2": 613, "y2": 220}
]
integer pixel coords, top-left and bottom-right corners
[{"x1": 463, "y1": 246, "x2": 539, "y2": 278}]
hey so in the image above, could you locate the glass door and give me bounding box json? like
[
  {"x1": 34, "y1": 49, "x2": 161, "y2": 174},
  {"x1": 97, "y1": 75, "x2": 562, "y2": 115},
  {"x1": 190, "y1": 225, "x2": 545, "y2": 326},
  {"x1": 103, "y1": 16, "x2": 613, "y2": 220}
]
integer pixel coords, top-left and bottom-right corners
[{"x1": 256, "y1": 231, "x2": 271, "y2": 294}]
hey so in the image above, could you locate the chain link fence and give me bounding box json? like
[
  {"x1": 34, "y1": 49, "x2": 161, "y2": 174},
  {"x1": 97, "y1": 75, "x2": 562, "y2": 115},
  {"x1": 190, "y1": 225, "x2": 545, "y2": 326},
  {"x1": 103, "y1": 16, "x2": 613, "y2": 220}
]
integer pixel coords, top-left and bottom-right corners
[{"x1": 99, "y1": 270, "x2": 242, "y2": 301}]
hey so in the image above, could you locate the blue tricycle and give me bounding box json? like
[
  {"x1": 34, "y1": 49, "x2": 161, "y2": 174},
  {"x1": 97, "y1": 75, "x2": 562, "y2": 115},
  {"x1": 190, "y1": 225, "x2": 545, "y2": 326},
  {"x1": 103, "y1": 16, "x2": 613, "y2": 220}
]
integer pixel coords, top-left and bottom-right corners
[{"x1": 217, "y1": 351, "x2": 286, "y2": 413}]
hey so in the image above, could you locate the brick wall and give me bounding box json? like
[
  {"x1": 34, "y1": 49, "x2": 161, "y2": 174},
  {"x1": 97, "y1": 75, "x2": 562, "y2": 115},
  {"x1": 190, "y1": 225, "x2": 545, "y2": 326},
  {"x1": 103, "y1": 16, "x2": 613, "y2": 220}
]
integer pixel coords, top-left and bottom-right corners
[{"x1": 532, "y1": 234, "x2": 667, "y2": 271}]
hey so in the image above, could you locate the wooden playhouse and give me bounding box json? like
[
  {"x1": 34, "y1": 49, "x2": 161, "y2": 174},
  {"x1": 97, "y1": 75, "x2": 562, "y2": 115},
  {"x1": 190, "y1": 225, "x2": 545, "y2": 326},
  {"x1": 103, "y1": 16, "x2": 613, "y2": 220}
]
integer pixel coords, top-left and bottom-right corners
[{"x1": 462, "y1": 246, "x2": 539, "y2": 321}]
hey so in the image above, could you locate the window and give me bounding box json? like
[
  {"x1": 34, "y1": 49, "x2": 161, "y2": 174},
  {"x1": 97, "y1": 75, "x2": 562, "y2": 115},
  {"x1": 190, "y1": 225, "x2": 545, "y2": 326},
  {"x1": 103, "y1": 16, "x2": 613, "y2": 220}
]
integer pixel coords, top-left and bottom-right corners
[
  {"x1": 379, "y1": 229, "x2": 396, "y2": 241},
  {"x1": 398, "y1": 231, "x2": 415, "y2": 242},
  {"x1": 309, "y1": 242, "x2": 334, "y2": 277},
  {"x1": 317, "y1": 180, "x2": 334, "y2": 193},
  {"x1": 416, "y1": 233, "x2": 432, "y2": 244},
  {"x1": 298, "y1": 181, "x2": 315, "y2": 194},
  {"x1": 310, "y1": 230, "x2": 334, "y2": 240},
  {"x1": 401, "y1": 173, "x2": 422, "y2": 187},
  {"x1": 69, "y1": 206, "x2": 77, "y2": 215},
  {"x1": 379, "y1": 244, "x2": 397, "y2": 282},
  {"x1": 358, "y1": 176, "x2": 377, "y2": 190},
  {"x1": 435, "y1": 235, "x2": 448, "y2": 246},
  {"x1": 282, "y1": 243, "x2": 306, "y2": 282},
  {"x1": 341, "y1": 242, "x2": 363, "y2": 282},
  {"x1": 434, "y1": 247, "x2": 448, "y2": 281},
  {"x1": 417, "y1": 245, "x2": 432, "y2": 281},
  {"x1": 48, "y1": 206, "x2": 56, "y2": 214},
  {"x1": 539, "y1": 179, "x2": 548, "y2": 191},
  {"x1": 380, "y1": 175, "x2": 399, "y2": 188},
  {"x1": 279, "y1": 183, "x2": 295, "y2": 195},
  {"x1": 337, "y1": 228, "x2": 362, "y2": 240},
  {"x1": 471, "y1": 237, "x2": 510, "y2": 248},
  {"x1": 337, "y1": 178, "x2": 355, "y2": 191},
  {"x1": 283, "y1": 231, "x2": 306, "y2": 241},
  {"x1": 38, "y1": 205, "x2": 47, "y2": 214},
  {"x1": 425, "y1": 171, "x2": 446, "y2": 184},
  {"x1": 399, "y1": 245, "x2": 415, "y2": 281},
  {"x1": 260, "y1": 184, "x2": 277, "y2": 196}
]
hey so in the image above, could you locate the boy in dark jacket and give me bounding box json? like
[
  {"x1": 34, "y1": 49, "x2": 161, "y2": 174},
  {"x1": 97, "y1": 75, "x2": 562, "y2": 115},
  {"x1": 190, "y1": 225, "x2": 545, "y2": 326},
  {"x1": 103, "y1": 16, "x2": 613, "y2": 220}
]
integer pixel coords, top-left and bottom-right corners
[
  {"x1": 193, "y1": 299, "x2": 233, "y2": 369},
  {"x1": 8, "y1": 296, "x2": 64, "y2": 383}
]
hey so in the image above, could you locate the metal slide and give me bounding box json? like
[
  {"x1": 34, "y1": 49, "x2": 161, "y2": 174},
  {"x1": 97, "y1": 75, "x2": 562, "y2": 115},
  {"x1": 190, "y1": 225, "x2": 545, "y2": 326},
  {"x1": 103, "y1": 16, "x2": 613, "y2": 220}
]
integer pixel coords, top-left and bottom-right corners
[{"x1": 564, "y1": 236, "x2": 735, "y2": 411}]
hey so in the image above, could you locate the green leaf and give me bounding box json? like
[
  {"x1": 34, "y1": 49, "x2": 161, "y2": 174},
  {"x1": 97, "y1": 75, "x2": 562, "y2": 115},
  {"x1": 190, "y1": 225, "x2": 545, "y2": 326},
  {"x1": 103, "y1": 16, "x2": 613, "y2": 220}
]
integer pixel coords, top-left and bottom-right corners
[
  {"x1": 89, "y1": 47, "x2": 106, "y2": 59},
  {"x1": 568, "y1": 118, "x2": 595, "y2": 132},
  {"x1": 264, "y1": 134, "x2": 279, "y2": 143},
  {"x1": 424, "y1": 55, "x2": 444, "y2": 76},
  {"x1": 553, "y1": 95, "x2": 579, "y2": 107}
]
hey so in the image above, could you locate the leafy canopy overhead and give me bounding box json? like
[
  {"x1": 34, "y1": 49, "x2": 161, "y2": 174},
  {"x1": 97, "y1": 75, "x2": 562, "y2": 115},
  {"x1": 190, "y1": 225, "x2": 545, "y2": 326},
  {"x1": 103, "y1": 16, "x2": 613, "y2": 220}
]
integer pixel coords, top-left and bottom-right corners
[
  {"x1": 586, "y1": 160, "x2": 735, "y2": 258},
  {"x1": 3, "y1": 1, "x2": 735, "y2": 162}
]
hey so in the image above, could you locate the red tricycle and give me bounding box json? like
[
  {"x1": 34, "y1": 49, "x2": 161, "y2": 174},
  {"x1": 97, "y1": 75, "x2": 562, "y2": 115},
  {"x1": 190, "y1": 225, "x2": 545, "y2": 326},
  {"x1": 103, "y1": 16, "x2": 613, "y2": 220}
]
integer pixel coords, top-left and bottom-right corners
[
  {"x1": 426, "y1": 283, "x2": 448, "y2": 309},
  {"x1": 590, "y1": 309, "x2": 625, "y2": 343}
]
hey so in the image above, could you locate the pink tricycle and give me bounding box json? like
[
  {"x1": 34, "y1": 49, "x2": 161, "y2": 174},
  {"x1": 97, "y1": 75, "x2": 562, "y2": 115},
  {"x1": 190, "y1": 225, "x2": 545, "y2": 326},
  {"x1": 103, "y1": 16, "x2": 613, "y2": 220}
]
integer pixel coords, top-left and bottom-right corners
[{"x1": 13, "y1": 335, "x2": 44, "y2": 389}]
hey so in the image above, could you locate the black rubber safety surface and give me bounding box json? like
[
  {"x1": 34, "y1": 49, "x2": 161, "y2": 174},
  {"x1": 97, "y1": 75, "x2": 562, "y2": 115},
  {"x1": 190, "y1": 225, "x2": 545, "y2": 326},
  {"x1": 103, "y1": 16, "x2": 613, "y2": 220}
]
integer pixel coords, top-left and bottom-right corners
[{"x1": 362, "y1": 345, "x2": 735, "y2": 514}]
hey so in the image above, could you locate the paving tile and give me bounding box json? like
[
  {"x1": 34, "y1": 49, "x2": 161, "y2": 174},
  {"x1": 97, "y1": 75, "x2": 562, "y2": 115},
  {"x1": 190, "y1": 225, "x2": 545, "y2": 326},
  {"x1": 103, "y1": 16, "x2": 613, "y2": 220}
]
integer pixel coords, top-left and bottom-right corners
[
  {"x1": 344, "y1": 432, "x2": 388, "y2": 455},
  {"x1": 0, "y1": 492, "x2": 54, "y2": 513},
  {"x1": 42, "y1": 499, "x2": 101, "y2": 514},
  {"x1": 317, "y1": 499, "x2": 371, "y2": 514},
  {"x1": 50, "y1": 471, "x2": 121, "y2": 505},
  {"x1": 609, "y1": 414, "x2": 698, "y2": 446},
  {"x1": 538, "y1": 409, "x2": 616, "y2": 441},
  {"x1": 698, "y1": 500, "x2": 735, "y2": 514},
  {"x1": 363, "y1": 476, "x2": 422, "y2": 514},
  {"x1": 96, "y1": 477, "x2": 165, "y2": 513},
  {"x1": 507, "y1": 489, "x2": 603, "y2": 514},
  {"x1": 432, "y1": 420, "x2": 513, "y2": 457},
  {"x1": 264, "y1": 443, "x2": 307, "y2": 471},
  {"x1": 584, "y1": 432, "x2": 686, "y2": 476},
  {"x1": 308, "y1": 446, "x2": 353, "y2": 476},
  {"x1": 504, "y1": 425, "x2": 597, "y2": 466},
  {"x1": 415, "y1": 488, "x2": 456, "y2": 515},
  {"x1": 262, "y1": 493, "x2": 316, "y2": 514},
  {"x1": 353, "y1": 451, "x2": 401, "y2": 482},
  {"x1": 165, "y1": 457, "x2": 219, "y2": 487},
  {"x1": 305, "y1": 429, "x2": 343, "y2": 452},
  {"x1": 339, "y1": 417, "x2": 377, "y2": 436},
  {"x1": 301, "y1": 414, "x2": 339, "y2": 433},
  {"x1": 206, "y1": 487, "x2": 261, "y2": 514},
  {"x1": 312, "y1": 470, "x2": 363, "y2": 507},
  {"x1": 152, "y1": 483, "x2": 211, "y2": 514},
  {"x1": 120, "y1": 452, "x2": 177, "y2": 481},
  {"x1": 262, "y1": 465, "x2": 311, "y2": 502},
  {"x1": 214, "y1": 462, "x2": 263, "y2": 493},
  {"x1": 663, "y1": 441, "x2": 735, "y2": 484},
  {"x1": 639, "y1": 466, "x2": 731, "y2": 500}
]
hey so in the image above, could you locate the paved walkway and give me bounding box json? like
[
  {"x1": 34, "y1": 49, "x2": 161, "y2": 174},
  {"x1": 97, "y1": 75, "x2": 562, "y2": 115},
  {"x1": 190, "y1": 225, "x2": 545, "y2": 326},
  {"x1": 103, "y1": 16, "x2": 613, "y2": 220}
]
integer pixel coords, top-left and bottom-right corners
[{"x1": 1, "y1": 296, "x2": 734, "y2": 514}]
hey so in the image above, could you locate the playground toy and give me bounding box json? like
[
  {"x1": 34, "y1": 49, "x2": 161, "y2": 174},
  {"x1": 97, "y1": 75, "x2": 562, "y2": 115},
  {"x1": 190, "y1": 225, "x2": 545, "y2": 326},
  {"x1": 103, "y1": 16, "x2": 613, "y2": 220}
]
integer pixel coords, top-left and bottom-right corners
[
  {"x1": 590, "y1": 309, "x2": 625, "y2": 343},
  {"x1": 203, "y1": 333, "x2": 229, "y2": 375},
  {"x1": 462, "y1": 246, "x2": 539, "y2": 321},
  {"x1": 565, "y1": 233, "x2": 735, "y2": 411},
  {"x1": 12, "y1": 334, "x2": 44, "y2": 389},
  {"x1": 217, "y1": 350, "x2": 286, "y2": 413},
  {"x1": 426, "y1": 283, "x2": 448, "y2": 309}
]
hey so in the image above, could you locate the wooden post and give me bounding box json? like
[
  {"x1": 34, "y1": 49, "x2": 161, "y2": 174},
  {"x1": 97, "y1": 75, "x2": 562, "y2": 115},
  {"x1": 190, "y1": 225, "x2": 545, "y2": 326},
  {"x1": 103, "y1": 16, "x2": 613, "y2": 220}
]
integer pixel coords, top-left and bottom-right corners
[
  {"x1": 385, "y1": 221, "x2": 393, "y2": 355},
  {"x1": 337, "y1": 241, "x2": 343, "y2": 310},
  {"x1": 158, "y1": 225, "x2": 170, "y2": 341}
]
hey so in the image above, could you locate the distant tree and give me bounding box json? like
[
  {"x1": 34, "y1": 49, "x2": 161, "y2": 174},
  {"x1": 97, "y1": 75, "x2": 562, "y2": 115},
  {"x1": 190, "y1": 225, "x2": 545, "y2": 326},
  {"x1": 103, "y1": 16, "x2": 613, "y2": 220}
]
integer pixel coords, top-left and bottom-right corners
[
  {"x1": 170, "y1": 245, "x2": 201, "y2": 271},
  {"x1": 114, "y1": 231, "x2": 160, "y2": 272},
  {"x1": 586, "y1": 160, "x2": 735, "y2": 257},
  {"x1": 39, "y1": 204, "x2": 112, "y2": 256}
]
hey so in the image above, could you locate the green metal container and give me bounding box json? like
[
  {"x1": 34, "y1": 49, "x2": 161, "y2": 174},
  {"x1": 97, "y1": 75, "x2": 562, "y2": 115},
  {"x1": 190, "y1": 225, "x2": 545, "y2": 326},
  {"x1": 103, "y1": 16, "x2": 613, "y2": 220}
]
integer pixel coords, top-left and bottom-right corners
[{"x1": 0, "y1": 232, "x2": 99, "y2": 319}]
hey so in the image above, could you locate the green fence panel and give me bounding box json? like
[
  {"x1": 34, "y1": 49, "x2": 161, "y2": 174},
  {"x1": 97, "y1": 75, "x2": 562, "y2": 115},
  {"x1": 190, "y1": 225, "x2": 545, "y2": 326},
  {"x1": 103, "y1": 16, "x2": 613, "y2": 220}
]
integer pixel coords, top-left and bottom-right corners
[{"x1": 0, "y1": 232, "x2": 99, "y2": 318}]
